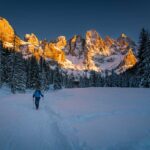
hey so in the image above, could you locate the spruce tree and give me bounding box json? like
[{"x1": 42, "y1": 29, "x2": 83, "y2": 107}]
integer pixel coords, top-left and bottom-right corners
[
  {"x1": 140, "y1": 35, "x2": 150, "y2": 87},
  {"x1": 29, "y1": 56, "x2": 40, "y2": 89},
  {"x1": 53, "y1": 65, "x2": 62, "y2": 90},
  {"x1": 138, "y1": 28, "x2": 149, "y2": 62},
  {"x1": 137, "y1": 28, "x2": 149, "y2": 79},
  {"x1": 1, "y1": 48, "x2": 13, "y2": 84},
  {"x1": 89, "y1": 71, "x2": 96, "y2": 87},
  {"x1": 11, "y1": 52, "x2": 27, "y2": 93},
  {"x1": 0, "y1": 41, "x2": 2, "y2": 87},
  {"x1": 39, "y1": 57, "x2": 48, "y2": 90}
]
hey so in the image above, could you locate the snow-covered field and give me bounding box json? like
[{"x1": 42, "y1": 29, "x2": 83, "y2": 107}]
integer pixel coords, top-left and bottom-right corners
[{"x1": 0, "y1": 87, "x2": 150, "y2": 150}]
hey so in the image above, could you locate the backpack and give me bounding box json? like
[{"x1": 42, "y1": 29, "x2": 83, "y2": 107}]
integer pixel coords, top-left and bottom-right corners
[{"x1": 34, "y1": 90, "x2": 41, "y2": 98}]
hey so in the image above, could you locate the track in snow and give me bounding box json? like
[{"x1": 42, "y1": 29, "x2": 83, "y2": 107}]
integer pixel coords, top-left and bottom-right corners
[
  {"x1": 0, "y1": 88, "x2": 150, "y2": 150},
  {"x1": 0, "y1": 92, "x2": 82, "y2": 150}
]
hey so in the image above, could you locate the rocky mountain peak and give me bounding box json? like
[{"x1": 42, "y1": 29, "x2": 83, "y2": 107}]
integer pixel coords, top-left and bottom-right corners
[
  {"x1": 24, "y1": 33, "x2": 39, "y2": 46},
  {"x1": 124, "y1": 48, "x2": 137, "y2": 67},
  {"x1": 55, "y1": 36, "x2": 67, "y2": 49},
  {"x1": 104, "y1": 36, "x2": 114, "y2": 47},
  {"x1": 0, "y1": 17, "x2": 14, "y2": 43},
  {"x1": 117, "y1": 33, "x2": 136, "y2": 50},
  {"x1": 64, "y1": 35, "x2": 85, "y2": 58},
  {"x1": 116, "y1": 48, "x2": 137, "y2": 73},
  {"x1": 121, "y1": 33, "x2": 127, "y2": 38},
  {"x1": 0, "y1": 17, "x2": 138, "y2": 74}
]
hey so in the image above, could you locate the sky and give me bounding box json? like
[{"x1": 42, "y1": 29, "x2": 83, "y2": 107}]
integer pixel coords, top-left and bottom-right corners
[{"x1": 0, "y1": 0, "x2": 150, "y2": 42}]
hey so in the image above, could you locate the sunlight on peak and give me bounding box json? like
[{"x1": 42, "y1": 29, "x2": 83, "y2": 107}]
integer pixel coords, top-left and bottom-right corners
[{"x1": 121, "y1": 33, "x2": 127, "y2": 38}]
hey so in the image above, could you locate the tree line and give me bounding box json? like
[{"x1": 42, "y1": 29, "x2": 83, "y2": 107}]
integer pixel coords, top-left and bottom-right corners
[{"x1": 0, "y1": 28, "x2": 150, "y2": 93}]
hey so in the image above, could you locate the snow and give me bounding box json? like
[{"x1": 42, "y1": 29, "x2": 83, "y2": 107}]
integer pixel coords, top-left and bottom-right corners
[
  {"x1": 99, "y1": 54, "x2": 124, "y2": 71},
  {"x1": 0, "y1": 87, "x2": 150, "y2": 150}
]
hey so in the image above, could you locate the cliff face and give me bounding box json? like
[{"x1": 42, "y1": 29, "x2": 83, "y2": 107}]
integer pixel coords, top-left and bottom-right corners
[
  {"x1": 0, "y1": 17, "x2": 24, "y2": 50},
  {"x1": 25, "y1": 33, "x2": 39, "y2": 46},
  {"x1": 43, "y1": 36, "x2": 66, "y2": 63},
  {"x1": 64, "y1": 35, "x2": 85, "y2": 58},
  {"x1": 84, "y1": 30, "x2": 111, "y2": 71},
  {"x1": 122, "y1": 49, "x2": 137, "y2": 68},
  {"x1": 0, "y1": 17, "x2": 137, "y2": 74},
  {"x1": 0, "y1": 17, "x2": 14, "y2": 43}
]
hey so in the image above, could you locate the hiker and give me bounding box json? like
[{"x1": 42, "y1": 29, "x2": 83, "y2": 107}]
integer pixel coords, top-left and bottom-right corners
[{"x1": 33, "y1": 89, "x2": 44, "y2": 110}]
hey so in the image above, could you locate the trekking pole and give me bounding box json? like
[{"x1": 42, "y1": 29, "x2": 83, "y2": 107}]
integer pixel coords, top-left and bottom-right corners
[{"x1": 33, "y1": 98, "x2": 35, "y2": 109}]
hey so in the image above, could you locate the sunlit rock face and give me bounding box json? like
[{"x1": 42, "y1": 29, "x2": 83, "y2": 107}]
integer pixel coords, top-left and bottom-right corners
[
  {"x1": 84, "y1": 30, "x2": 111, "y2": 71},
  {"x1": 21, "y1": 35, "x2": 66, "y2": 61},
  {"x1": 116, "y1": 48, "x2": 137, "y2": 73},
  {"x1": 117, "y1": 33, "x2": 137, "y2": 52},
  {"x1": 43, "y1": 36, "x2": 66, "y2": 63},
  {"x1": 0, "y1": 17, "x2": 14, "y2": 43},
  {"x1": 122, "y1": 48, "x2": 137, "y2": 68},
  {"x1": 104, "y1": 36, "x2": 115, "y2": 47},
  {"x1": 0, "y1": 17, "x2": 25, "y2": 50},
  {"x1": 65, "y1": 35, "x2": 85, "y2": 58},
  {"x1": 24, "y1": 33, "x2": 39, "y2": 46},
  {"x1": 59, "y1": 32, "x2": 136, "y2": 73},
  {"x1": 85, "y1": 30, "x2": 110, "y2": 56}
]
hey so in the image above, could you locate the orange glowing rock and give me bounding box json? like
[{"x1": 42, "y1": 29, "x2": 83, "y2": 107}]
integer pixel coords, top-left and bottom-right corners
[
  {"x1": 0, "y1": 17, "x2": 14, "y2": 43},
  {"x1": 123, "y1": 48, "x2": 137, "y2": 68},
  {"x1": 25, "y1": 33, "x2": 39, "y2": 46}
]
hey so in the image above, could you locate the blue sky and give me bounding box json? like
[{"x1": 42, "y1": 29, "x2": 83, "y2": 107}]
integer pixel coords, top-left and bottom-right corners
[{"x1": 0, "y1": 0, "x2": 150, "y2": 42}]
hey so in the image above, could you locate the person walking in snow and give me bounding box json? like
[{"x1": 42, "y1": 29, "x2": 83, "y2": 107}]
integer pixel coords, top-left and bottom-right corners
[{"x1": 33, "y1": 89, "x2": 44, "y2": 110}]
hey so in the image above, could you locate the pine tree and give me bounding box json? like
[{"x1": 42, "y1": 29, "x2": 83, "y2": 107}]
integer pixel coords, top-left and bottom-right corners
[
  {"x1": 53, "y1": 65, "x2": 62, "y2": 90},
  {"x1": 137, "y1": 29, "x2": 149, "y2": 78},
  {"x1": 138, "y1": 28, "x2": 149, "y2": 62},
  {"x1": 11, "y1": 52, "x2": 27, "y2": 93},
  {"x1": 61, "y1": 71, "x2": 68, "y2": 88},
  {"x1": 67, "y1": 73, "x2": 75, "y2": 88},
  {"x1": 140, "y1": 35, "x2": 150, "y2": 87},
  {"x1": 0, "y1": 41, "x2": 2, "y2": 87},
  {"x1": 135, "y1": 29, "x2": 150, "y2": 87},
  {"x1": 89, "y1": 71, "x2": 97, "y2": 87},
  {"x1": 28, "y1": 56, "x2": 40, "y2": 89},
  {"x1": 26, "y1": 57, "x2": 31, "y2": 88},
  {"x1": 1, "y1": 48, "x2": 13, "y2": 84},
  {"x1": 39, "y1": 57, "x2": 49, "y2": 90}
]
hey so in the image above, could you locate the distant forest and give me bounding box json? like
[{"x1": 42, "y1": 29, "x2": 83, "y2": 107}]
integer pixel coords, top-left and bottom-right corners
[{"x1": 0, "y1": 28, "x2": 150, "y2": 93}]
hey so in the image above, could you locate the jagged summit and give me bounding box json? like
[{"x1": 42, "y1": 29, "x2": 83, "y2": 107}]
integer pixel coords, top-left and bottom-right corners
[
  {"x1": 0, "y1": 17, "x2": 3, "y2": 20},
  {"x1": 25, "y1": 33, "x2": 39, "y2": 46},
  {"x1": 0, "y1": 17, "x2": 14, "y2": 43},
  {"x1": 121, "y1": 33, "x2": 127, "y2": 38},
  {"x1": 0, "y1": 17, "x2": 137, "y2": 74}
]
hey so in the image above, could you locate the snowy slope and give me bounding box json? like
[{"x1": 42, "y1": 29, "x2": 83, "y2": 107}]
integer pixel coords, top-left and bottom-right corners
[{"x1": 0, "y1": 88, "x2": 150, "y2": 150}]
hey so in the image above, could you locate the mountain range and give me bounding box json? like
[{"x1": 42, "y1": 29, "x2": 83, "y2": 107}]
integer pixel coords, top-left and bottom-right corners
[{"x1": 0, "y1": 17, "x2": 137, "y2": 75}]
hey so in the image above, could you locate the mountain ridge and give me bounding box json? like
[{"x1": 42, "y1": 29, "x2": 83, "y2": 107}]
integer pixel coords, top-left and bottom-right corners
[{"x1": 0, "y1": 17, "x2": 137, "y2": 74}]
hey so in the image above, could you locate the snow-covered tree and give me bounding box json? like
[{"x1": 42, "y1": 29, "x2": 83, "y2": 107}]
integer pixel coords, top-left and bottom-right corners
[
  {"x1": 11, "y1": 52, "x2": 27, "y2": 93},
  {"x1": 140, "y1": 36, "x2": 150, "y2": 87},
  {"x1": 1, "y1": 48, "x2": 13, "y2": 84},
  {"x1": 138, "y1": 28, "x2": 149, "y2": 62},
  {"x1": 0, "y1": 41, "x2": 2, "y2": 87},
  {"x1": 53, "y1": 65, "x2": 62, "y2": 90},
  {"x1": 28, "y1": 56, "x2": 40, "y2": 89}
]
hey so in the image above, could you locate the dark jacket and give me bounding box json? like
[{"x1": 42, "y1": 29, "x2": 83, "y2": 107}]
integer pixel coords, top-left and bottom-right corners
[{"x1": 33, "y1": 90, "x2": 44, "y2": 98}]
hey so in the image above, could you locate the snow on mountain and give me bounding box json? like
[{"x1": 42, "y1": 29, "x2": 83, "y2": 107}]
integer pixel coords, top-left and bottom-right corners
[
  {"x1": 117, "y1": 33, "x2": 137, "y2": 53},
  {"x1": 116, "y1": 48, "x2": 137, "y2": 73},
  {"x1": 84, "y1": 30, "x2": 111, "y2": 72},
  {"x1": 0, "y1": 17, "x2": 137, "y2": 75},
  {"x1": 62, "y1": 30, "x2": 137, "y2": 74}
]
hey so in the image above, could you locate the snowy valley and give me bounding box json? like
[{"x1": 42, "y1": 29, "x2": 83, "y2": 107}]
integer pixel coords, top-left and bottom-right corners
[{"x1": 0, "y1": 87, "x2": 150, "y2": 150}]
